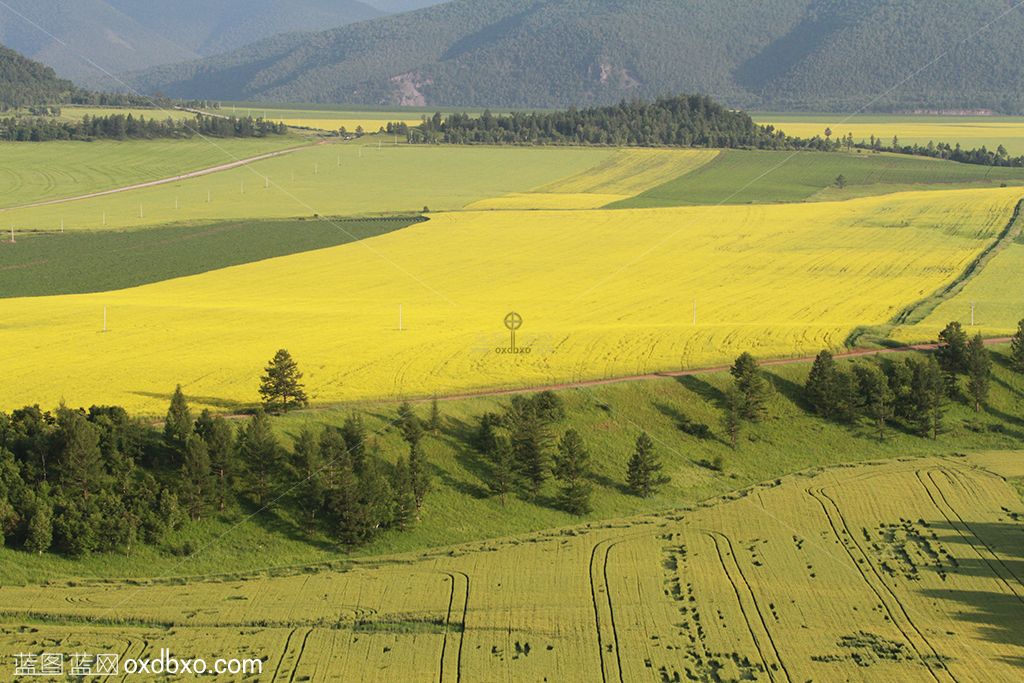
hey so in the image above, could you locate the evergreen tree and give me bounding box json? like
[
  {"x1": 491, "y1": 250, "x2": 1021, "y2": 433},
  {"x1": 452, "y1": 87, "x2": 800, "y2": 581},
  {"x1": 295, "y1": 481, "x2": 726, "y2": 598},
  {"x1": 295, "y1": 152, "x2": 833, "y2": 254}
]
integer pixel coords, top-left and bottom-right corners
[
  {"x1": 163, "y1": 384, "x2": 192, "y2": 454},
  {"x1": 1010, "y1": 319, "x2": 1024, "y2": 372},
  {"x1": 237, "y1": 409, "x2": 281, "y2": 505},
  {"x1": 854, "y1": 364, "x2": 894, "y2": 441},
  {"x1": 358, "y1": 459, "x2": 396, "y2": 536},
  {"x1": 292, "y1": 426, "x2": 326, "y2": 532},
  {"x1": 507, "y1": 399, "x2": 552, "y2": 497},
  {"x1": 195, "y1": 409, "x2": 237, "y2": 511},
  {"x1": 389, "y1": 459, "x2": 417, "y2": 529},
  {"x1": 909, "y1": 357, "x2": 946, "y2": 439},
  {"x1": 55, "y1": 406, "x2": 105, "y2": 500},
  {"x1": 428, "y1": 397, "x2": 442, "y2": 433},
  {"x1": 721, "y1": 386, "x2": 744, "y2": 450},
  {"x1": 258, "y1": 349, "x2": 308, "y2": 412},
  {"x1": 339, "y1": 413, "x2": 367, "y2": 473},
  {"x1": 832, "y1": 368, "x2": 859, "y2": 423},
  {"x1": 327, "y1": 459, "x2": 366, "y2": 545},
  {"x1": 319, "y1": 427, "x2": 348, "y2": 489},
  {"x1": 966, "y1": 334, "x2": 991, "y2": 413},
  {"x1": 626, "y1": 432, "x2": 668, "y2": 497},
  {"x1": 730, "y1": 353, "x2": 770, "y2": 421},
  {"x1": 408, "y1": 440, "x2": 431, "y2": 512},
  {"x1": 805, "y1": 350, "x2": 837, "y2": 417},
  {"x1": 936, "y1": 321, "x2": 969, "y2": 374},
  {"x1": 180, "y1": 435, "x2": 213, "y2": 520},
  {"x1": 489, "y1": 434, "x2": 517, "y2": 505},
  {"x1": 397, "y1": 402, "x2": 423, "y2": 447},
  {"x1": 553, "y1": 429, "x2": 593, "y2": 515}
]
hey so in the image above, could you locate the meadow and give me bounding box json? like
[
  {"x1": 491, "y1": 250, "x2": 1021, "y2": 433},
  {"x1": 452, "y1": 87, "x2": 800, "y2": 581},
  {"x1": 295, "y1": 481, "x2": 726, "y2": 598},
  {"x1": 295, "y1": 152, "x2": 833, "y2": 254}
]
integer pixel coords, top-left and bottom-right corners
[
  {"x1": 0, "y1": 143, "x2": 614, "y2": 230},
  {"x1": 0, "y1": 186, "x2": 1018, "y2": 413},
  {"x1": 755, "y1": 113, "x2": 1024, "y2": 155},
  {"x1": 1, "y1": 453, "x2": 1020, "y2": 681},
  {"x1": 0, "y1": 136, "x2": 302, "y2": 210},
  {"x1": 214, "y1": 104, "x2": 430, "y2": 132}
]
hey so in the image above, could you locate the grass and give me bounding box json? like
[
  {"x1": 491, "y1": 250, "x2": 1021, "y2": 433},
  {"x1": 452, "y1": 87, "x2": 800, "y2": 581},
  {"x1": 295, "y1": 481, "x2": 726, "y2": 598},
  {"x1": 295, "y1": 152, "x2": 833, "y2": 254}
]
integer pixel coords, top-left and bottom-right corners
[
  {"x1": 2, "y1": 344, "x2": 1024, "y2": 586},
  {"x1": 755, "y1": 112, "x2": 1024, "y2": 155},
  {"x1": 0, "y1": 216, "x2": 420, "y2": 298},
  {"x1": 613, "y1": 149, "x2": 1024, "y2": 207},
  {"x1": 0, "y1": 136, "x2": 303, "y2": 210},
  {"x1": 0, "y1": 143, "x2": 615, "y2": 231},
  {"x1": 0, "y1": 186, "x2": 1016, "y2": 413},
  {"x1": 57, "y1": 105, "x2": 199, "y2": 123},
  {"x1": 0, "y1": 452, "x2": 1021, "y2": 680}
]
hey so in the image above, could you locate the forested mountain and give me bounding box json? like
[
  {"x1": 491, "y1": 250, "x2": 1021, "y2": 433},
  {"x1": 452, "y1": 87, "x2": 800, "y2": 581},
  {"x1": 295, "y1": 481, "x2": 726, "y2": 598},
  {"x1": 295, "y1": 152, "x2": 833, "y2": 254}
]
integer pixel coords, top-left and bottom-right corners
[
  {"x1": 0, "y1": 44, "x2": 76, "y2": 109},
  {"x1": 128, "y1": 0, "x2": 1024, "y2": 113},
  {"x1": 0, "y1": 0, "x2": 386, "y2": 89}
]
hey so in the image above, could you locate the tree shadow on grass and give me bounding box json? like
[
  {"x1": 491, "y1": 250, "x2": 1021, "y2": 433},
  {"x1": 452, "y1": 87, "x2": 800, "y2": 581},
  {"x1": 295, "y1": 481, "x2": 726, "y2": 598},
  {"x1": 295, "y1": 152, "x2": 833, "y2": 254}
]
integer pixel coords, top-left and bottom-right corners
[
  {"x1": 131, "y1": 390, "x2": 249, "y2": 412},
  {"x1": 234, "y1": 497, "x2": 337, "y2": 553}
]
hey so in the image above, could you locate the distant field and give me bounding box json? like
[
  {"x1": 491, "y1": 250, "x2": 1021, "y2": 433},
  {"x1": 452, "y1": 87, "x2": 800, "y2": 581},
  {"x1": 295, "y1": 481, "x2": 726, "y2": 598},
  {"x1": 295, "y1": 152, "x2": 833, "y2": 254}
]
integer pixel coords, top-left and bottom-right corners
[
  {"x1": 756, "y1": 113, "x2": 1024, "y2": 155},
  {"x1": 615, "y1": 149, "x2": 1024, "y2": 207},
  {"x1": 0, "y1": 137, "x2": 302, "y2": 210},
  {"x1": 0, "y1": 144, "x2": 614, "y2": 230},
  {"x1": 0, "y1": 216, "x2": 418, "y2": 298},
  {"x1": 215, "y1": 105, "x2": 426, "y2": 132},
  {"x1": 467, "y1": 148, "x2": 719, "y2": 209},
  {"x1": 2, "y1": 454, "x2": 1020, "y2": 681},
  {"x1": 0, "y1": 187, "x2": 1017, "y2": 413},
  {"x1": 57, "y1": 105, "x2": 198, "y2": 122}
]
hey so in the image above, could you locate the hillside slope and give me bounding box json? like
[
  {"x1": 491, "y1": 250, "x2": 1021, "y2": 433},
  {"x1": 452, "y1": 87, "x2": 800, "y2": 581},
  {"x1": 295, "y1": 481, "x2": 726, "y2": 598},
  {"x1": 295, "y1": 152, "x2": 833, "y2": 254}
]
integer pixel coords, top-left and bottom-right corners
[
  {"x1": 0, "y1": 44, "x2": 76, "y2": 109},
  {"x1": 128, "y1": 0, "x2": 1024, "y2": 112},
  {"x1": 0, "y1": 0, "x2": 384, "y2": 88}
]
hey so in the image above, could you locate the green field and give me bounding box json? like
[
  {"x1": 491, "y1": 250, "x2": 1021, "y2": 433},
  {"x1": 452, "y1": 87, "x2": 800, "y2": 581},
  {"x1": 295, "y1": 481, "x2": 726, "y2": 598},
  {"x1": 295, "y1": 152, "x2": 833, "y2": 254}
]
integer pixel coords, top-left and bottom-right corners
[
  {"x1": 614, "y1": 149, "x2": 1024, "y2": 207},
  {"x1": 2, "y1": 345, "x2": 1023, "y2": 586},
  {"x1": 1, "y1": 143, "x2": 614, "y2": 230},
  {"x1": 0, "y1": 216, "x2": 419, "y2": 298},
  {"x1": 0, "y1": 137, "x2": 303, "y2": 210},
  {"x1": 57, "y1": 105, "x2": 199, "y2": 122}
]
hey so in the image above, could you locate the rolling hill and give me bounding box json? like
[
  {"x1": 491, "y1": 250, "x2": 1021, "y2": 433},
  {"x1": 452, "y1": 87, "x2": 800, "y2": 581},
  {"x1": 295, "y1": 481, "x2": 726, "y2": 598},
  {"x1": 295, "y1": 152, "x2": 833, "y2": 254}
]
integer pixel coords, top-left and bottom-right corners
[
  {"x1": 0, "y1": 43, "x2": 77, "y2": 109},
  {"x1": 0, "y1": 0, "x2": 386, "y2": 88},
  {"x1": 128, "y1": 0, "x2": 1024, "y2": 112}
]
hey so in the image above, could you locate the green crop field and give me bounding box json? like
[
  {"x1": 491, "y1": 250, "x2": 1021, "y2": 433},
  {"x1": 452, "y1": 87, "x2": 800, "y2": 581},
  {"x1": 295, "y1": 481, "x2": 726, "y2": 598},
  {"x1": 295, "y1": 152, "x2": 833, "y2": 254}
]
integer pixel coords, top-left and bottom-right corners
[
  {"x1": 614, "y1": 149, "x2": 1024, "y2": 208},
  {"x1": 1, "y1": 453, "x2": 1020, "y2": 681},
  {"x1": 0, "y1": 216, "x2": 419, "y2": 298},
  {"x1": 0, "y1": 137, "x2": 302, "y2": 210},
  {"x1": 1, "y1": 143, "x2": 614, "y2": 231}
]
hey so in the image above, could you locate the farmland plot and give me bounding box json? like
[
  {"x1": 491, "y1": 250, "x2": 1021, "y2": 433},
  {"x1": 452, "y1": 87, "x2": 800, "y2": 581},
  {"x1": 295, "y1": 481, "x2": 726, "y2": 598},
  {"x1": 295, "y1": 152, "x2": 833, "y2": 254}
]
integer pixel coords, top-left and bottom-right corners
[
  {"x1": 0, "y1": 186, "x2": 1017, "y2": 413},
  {"x1": 1, "y1": 455, "x2": 1020, "y2": 680}
]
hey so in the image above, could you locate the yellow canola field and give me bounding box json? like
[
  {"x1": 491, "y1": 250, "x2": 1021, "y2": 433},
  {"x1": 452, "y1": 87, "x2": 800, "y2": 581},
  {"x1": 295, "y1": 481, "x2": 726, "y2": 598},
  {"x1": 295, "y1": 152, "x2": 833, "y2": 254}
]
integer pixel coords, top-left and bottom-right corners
[
  {"x1": 468, "y1": 148, "x2": 717, "y2": 210},
  {"x1": 0, "y1": 187, "x2": 1018, "y2": 413}
]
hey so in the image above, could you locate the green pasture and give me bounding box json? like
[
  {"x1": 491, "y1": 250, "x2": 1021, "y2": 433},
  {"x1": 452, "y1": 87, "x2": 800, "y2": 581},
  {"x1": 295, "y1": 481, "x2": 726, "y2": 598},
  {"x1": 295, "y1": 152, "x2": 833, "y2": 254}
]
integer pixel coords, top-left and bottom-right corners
[
  {"x1": 0, "y1": 143, "x2": 614, "y2": 230},
  {"x1": 614, "y1": 149, "x2": 1024, "y2": 207}
]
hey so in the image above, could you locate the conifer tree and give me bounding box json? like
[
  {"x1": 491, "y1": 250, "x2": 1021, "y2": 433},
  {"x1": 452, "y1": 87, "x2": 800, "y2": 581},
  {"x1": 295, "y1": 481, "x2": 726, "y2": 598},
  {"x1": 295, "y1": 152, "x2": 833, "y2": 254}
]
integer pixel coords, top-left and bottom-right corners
[
  {"x1": 626, "y1": 432, "x2": 668, "y2": 497},
  {"x1": 397, "y1": 402, "x2": 423, "y2": 447},
  {"x1": 340, "y1": 413, "x2": 367, "y2": 473},
  {"x1": 489, "y1": 435, "x2": 517, "y2": 506},
  {"x1": 1010, "y1": 319, "x2": 1024, "y2": 372},
  {"x1": 805, "y1": 350, "x2": 837, "y2": 417},
  {"x1": 408, "y1": 440, "x2": 431, "y2": 512},
  {"x1": 966, "y1": 334, "x2": 991, "y2": 413},
  {"x1": 180, "y1": 434, "x2": 213, "y2": 520},
  {"x1": 553, "y1": 429, "x2": 593, "y2": 515},
  {"x1": 258, "y1": 349, "x2": 308, "y2": 412},
  {"x1": 195, "y1": 409, "x2": 237, "y2": 511},
  {"x1": 910, "y1": 357, "x2": 946, "y2": 439},
  {"x1": 730, "y1": 353, "x2": 770, "y2": 421},
  {"x1": 721, "y1": 386, "x2": 744, "y2": 450},
  {"x1": 293, "y1": 425, "x2": 326, "y2": 532},
  {"x1": 55, "y1": 406, "x2": 105, "y2": 500},
  {"x1": 390, "y1": 459, "x2": 417, "y2": 529},
  {"x1": 936, "y1": 321, "x2": 969, "y2": 374},
  {"x1": 237, "y1": 409, "x2": 281, "y2": 505},
  {"x1": 163, "y1": 385, "x2": 192, "y2": 455},
  {"x1": 428, "y1": 397, "x2": 442, "y2": 433},
  {"x1": 855, "y1": 364, "x2": 894, "y2": 441}
]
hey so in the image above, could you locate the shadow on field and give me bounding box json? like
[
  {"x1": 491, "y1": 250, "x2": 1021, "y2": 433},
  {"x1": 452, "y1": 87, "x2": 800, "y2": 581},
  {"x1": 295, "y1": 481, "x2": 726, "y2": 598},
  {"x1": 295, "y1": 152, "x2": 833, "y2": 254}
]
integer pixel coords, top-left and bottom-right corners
[
  {"x1": 432, "y1": 415, "x2": 492, "y2": 500},
  {"x1": 237, "y1": 498, "x2": 337, "y2": 552},
  {"x1": 131, "y1": 390, "x2": 248, "y2": 412},
  {"x1": 920, "y1": 520, "x2": 1024, "y2": 663}
]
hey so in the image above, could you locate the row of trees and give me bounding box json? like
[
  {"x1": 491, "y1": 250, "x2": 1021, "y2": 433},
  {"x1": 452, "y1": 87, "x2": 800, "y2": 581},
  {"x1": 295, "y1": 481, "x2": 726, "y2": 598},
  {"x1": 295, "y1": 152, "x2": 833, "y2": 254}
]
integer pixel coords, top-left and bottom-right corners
[{"x1": 0, "y1": 113, "x2": 286, "y2": 142}]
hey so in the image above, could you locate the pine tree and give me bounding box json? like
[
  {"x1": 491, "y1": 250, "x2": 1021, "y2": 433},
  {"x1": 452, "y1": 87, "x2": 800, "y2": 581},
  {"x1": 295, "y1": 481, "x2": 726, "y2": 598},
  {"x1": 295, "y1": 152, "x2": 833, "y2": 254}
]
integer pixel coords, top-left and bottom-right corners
[
  {"x1": 258, "y1": 349, "x2": 308, "y2": 412},
  {"x1": 397, "y1": 402, "x2": 423, "y2": 447},
  {"x1": 966, "y1": 334, "x2": 991, "y2": 413},
  {"x1": 508, "y1": 400, "x2": 551, "y2": 497},
  {"x1": 721, "y1": 386, "x2": 744, "y2": 450},
  {"x1": 805, "y1": 350, "x2": 837, "y2": 417},
  {"x1": 237, "y1": 409, "x2": 281, "y2": 505},
  {"x1": 55, "y1": 406, "x2": 105, "y2": 499},
  {"x1": 339, "y1": 413, "x2": 367, "y2": 473},
  {"x1": 180, "y1": 434, "x2": 213, "y2": 520},
  {"x1": 328, "y1": 460, "x2": 366, "y2": 545},
  {"x1": 489, "y1": 435, "x2": 517, "y2": 505},
  {"x1": 390, "y1": 459, "x2": 417, "y2": 530},
  {"x1": 195, "y1": 409, "x2": 237, "y2": 511},
  {"x1": 319, "y1": 428, "x2": 349, "y2": 489},
  {"x1": 293, "y1": 425, "x2": 326, "y2": 532},
  {"x1": 428, "y1": 397, "x2": 442, "y2": 433},
  {"x1": 408, "y1": 441, "x2": 431, "y2": 512},
  {"x1": 553, "y1": 429, "x2": 593, "y2": 515},
  {"x1": 626, "y1": 432, "x2": 668, "y2": 497},
  {"x1": 1010, "y1": 319, "x2": 1024, "y2": 372},
  {"x1": 163, "y1": 385, "x2": 193, "y2": 455},
  {"x1": 730, "y1": 353, "x2": 770, "y2": 421},
  {"x1": 936, "y1": 321, "x2": 969, "y2": 374},
  {"x1": 855, "y1": 364, "x2": 894, "y2": 441},
  {"x1": 910, "y1": 357, "x2": 946, "y2": 439}
]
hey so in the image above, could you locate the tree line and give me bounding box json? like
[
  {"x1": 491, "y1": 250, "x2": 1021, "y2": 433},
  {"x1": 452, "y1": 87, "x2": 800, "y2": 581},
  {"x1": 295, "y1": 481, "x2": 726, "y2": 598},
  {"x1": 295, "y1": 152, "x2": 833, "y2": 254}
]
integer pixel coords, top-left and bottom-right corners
[{"x1": 0, "y1": 112, "x2": 286, "y2": 142}]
